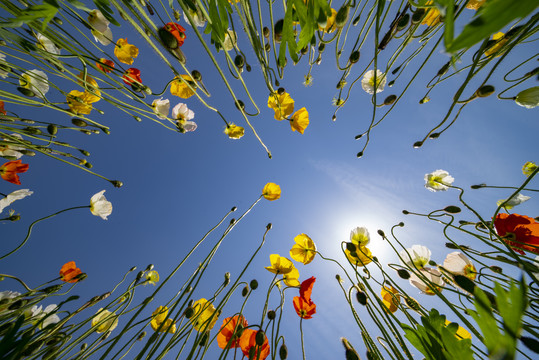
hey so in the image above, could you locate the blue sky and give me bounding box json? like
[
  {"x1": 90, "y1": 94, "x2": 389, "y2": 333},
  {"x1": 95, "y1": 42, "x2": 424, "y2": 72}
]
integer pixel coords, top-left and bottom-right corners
[{"x1": 1, "y1": 1, "x2": 538, "y2": 359}]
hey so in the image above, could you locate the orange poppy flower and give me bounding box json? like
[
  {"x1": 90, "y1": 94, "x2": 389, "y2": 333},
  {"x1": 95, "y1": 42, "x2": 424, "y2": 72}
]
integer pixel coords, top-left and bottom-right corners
[
  {"x1": 59, "y1": 261, "x2": 82, "y2": 283},
  {"x1": 239, "y1": 329, "x2": 270, "y2": 360},
  {"x1": 0, "y1": 100, "x2": 6, "y2": 115},
  {"x1": 293, "y1": 276, "x2": 317, "y2": 319},
  {"x1": 164, "y1": 23, "x2": 186, "y2": 48},
  {"x1": 96, "y1": 58, "x2": 115, "y2": 73},
  {"x1": 217, "y1": 315, "x2": 248, "y2": 349},
  {"x1": 494, "y1": 213, "x2": 539, "y2": 254},
  {"x1": 0, "y1": 160, "x2": 29, "y2": 185},
  {"x1": 122, "y1": 68, "x2": 142, "y2": 86}
]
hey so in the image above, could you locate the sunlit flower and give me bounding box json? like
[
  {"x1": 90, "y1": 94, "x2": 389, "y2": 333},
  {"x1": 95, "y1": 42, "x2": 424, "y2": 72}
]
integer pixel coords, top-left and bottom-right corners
[
  {"x1": 262, "y1": 182, "x2": 281, "y2": 200},
  {"x1": 345, "y1": 245, "x2": 373, "y2": 267},
  {"x1": 350, "y1": 227, "x2": 370, "y2": 247},
  {"x1": 152, "y1": 98, "x2": 170, "y2": 119},
  {"x1": 90, "y1": 190, "x2": 112, "y2": 220},
  {"x1": 239, "y1": 329, "x2": 270, "y2": 360},
  {"x1": 494, "y1": 213, "x2": 539, "y2": 254},
  {"x1": 484, "y1": 32, "x2": 507, "y2": 57},
  {"x1": 114, "y1": 38, "x2": 139, "y2": 65},
  {"x1": 361, "y1": 69, "x2": 386, "y2": 94},
  {"x1": 67, "y1": 90, "x2": 97, "y2": 115},
  {"x1": 400, "y1": 245, "x2": 431, "y2": 269},
  {"x1": 283, "y1": 266, "x2": 300, "y2": 287},
  {"x1": 0, "y1": 100, "x2": 6, "y2": 115},
  {"x1": 265, "y1": 254, "x2": 294, "y2": 274},
  {"x1": 172, "y1": 102, "x2": 197, "y2": 132},
  {"x1": 224, "y1": 123, "x2": 245, "y2": 139},
  {"x1": 190, "y1": 298, "x2": 218, "y2": 332},
  {"x1": 0, "y1": 133, "x2": 25, "y2": 159},
  {"x1": 445, "y1": 320, "x2": 472, "y2": 339},
  {"x1": 0, "y1": 189, "x2": 32, "y2": 214},
  {"x1": 466, "y1": 0, "x2": 486, "y2": 10},
  {"x1": 36, "y1": 33, "x2": 60, "y2": 55},
  {"x1": 424, "y1": 169, "x2": 454, "y2": 192},
  {"x1": 290, "y1": 107, "x2": 309, "y2": 134},
  {"x1": 88, "y1": 9, "x2": 113, "y2": 45},
  {"x1": 151, "y1": 306, "x2": 176, "y2": 334},
  {"x1": 409, "y1": 267, "x2": 444, "y2": 295},
  {"x1": 27, "y1": 304, "x2": 60, "y2": 329},
  {"x1": 217, "y1": 315, "x2": 248, "y2": 349},
  {"x1": 0, "y1": 160, "x2": 29, "y2": 185},
  {"x1": 170, "y1": 75, "x2": 196, "y2": 99},
  {"x1": 421, "y1": 5, "x2": 440, "y2": 27},
  {"x1": 442, "y1": 252, "x2": 476, "y2": 281},
  {"x1": 0, "y1": 290, "x2": 20, "y2": 303},
  {"x1": 293, "y1": 277, "x2": 316, "y2": 319},
  {"x1": 60, "y1": 261, "x2": 82, "y2": 283},
  {"x1": 290, "y1": 233, "x2": 317, "y2": 265},
  {"x1": 145, "y1": 270, "x2": 159, "y2": 285},
  {"x1": 77, "y1": 72, "x2": 101, "y2": 99},
  {"x1": 497, "y1": 193, "x2": 531, "y2": 210},
  {"x1": 267, "y1": 92, "x2": 295, "y2": 120},
  {"x1": 222, "y1": 29, "x2": 237, "y2": 51},
  {"x1": 122, "y1": 68, "x2": 142, "y2": 86},
  {"x1": 183, "y1": 7, "x2": 206, "y2": 27},
  {"x1": 320, "y1": 8, "x2": 337, "y2": 33},
  {"x1": 92, "y1": 308, "x2": 119, "y2": 333},
  {"x1": 381, "y1": 285, "x2": 400, "y2": 313},
  {"x1": 20, "y1": 69, "x2": 49, "y2": 98},
  {"x1": 522, "y1": 161, "x2": 537, "y2": 177},
  {"x1": 0, "y1": 53, "x2": 8, "y2": 79},
  {"x1": 92, "y1": 27, "x2": 113, "y2": 46},
  {"x1": 96, "y1": 58, "x2": 115, "y2": 73}
]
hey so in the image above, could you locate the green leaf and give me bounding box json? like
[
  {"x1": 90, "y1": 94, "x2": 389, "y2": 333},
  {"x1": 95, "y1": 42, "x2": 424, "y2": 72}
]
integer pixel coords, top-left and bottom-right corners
[
  {"x1": 278, "y1": 0, "x2": 298, "y2": 66},
  {"x1": 515, "y1": 86, "x2": 539, "y2": 109},
  {"x1": 445, "y1": 0, "x2": 539, "y2": 53},
  {"x1": 66, "y1": 0, "x2": 92, "y2": 12}
]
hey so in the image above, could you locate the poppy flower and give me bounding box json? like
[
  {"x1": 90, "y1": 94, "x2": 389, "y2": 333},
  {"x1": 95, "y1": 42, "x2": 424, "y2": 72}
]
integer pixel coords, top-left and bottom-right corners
[
  {"x1": 421, "y1": 1, "x2": 441, "y2": 27},
  {"x1": 0, "y1": 189, "x2": 33, "y2": 215},
  {"x1": 262, "y1": 182, "x2": 281, "y2": 201},
  {"x1": 0, "y1": 160, "x2": 29, "y2": 185},
  {"x1": 0, "y1": 100, "x2": 6, "y2": 115},
  {"x1": 443, "y1": 252, "x2": 476, "y2": 281},
  {"x1": 67, "y1": 90, "x2": 97, "y2": 115},
  {"x1": 36, "y1": 33, "x2": 60, "y2": 55},
  {"x1": 282, "y1": 266, "x2": 300, "y2": 287},
  {"x1": 409, "y1": 267, "x2": 444, "y2": 295},
  {"x1": 496, "y1": 193, "x2": 530, "y2": 210},
  {"x1": 350, "y1": 227, "x2": 370, "y2": 247},
  {"x1": 122, "y1": 68, "x2": 142, "y2": 86},
  {"x1": 224, "y1": 123, "x2": 245, "y2": 139},
  {"x1": 0, "y1": 133, "x2": 24, "y2": 159},
  {"x1": 190, "y1": 298, "x2": 218, "y2": 332},
  {"x1": 290, "y1": 233, "x2": 316, "y2": 265},
  {"x1": 217, "y1": 315, "x2": 248, "y2": 349},
  {"x1": 163, "y1": 22, "x2": 186, "y2": 48},
  {"x1": 96, "y1": 58, "x2": 115, "y2": 73},
  {"x1": 484, "y1": 32, "x2": 507, "y2": 57},
  {"x1": 145, "y1": 270, "x2": 159, "y2": 285},
  {"x1": 151, "y1": 306, "x2": 176, "y2": 334},
  {"x1": 19, "y1": 69, "x2": 49, "y2": 98},
  {"x1": 345, "y1": 245, "x2": 373, "y2": 267},
  {"x1": 361, "y1": 69, "x2": 387, "y2": 94},
  {"x1": 381, "y1": 285, "x2": 400, "y2": 313},
  {"x1": 152, "y1": 98, "x2": 170, "y2": 119},
  {"x1": 400, "y1": 245, "x2": 431, "y2": 269},
  {"x1": 267, "y1": 92, "x2": 294, "y2": 120},
  {"x1": 88, "y1": 9, "x2": 112, "y2": 45},
  {"x1": 522, "y1": 162, "x2": 537, "y2": 177},
  {"x1": 494, "y1": 213, "x2": 539, "y2": 254},
  {"x1": 290, "y1": 107, "x2": 309, "y2": 134},
  {"x1": 90, "y1": 190, "x2": 112, "y2": 220},
  {"x1": 114, "y1": 38, "x2": 139, "y2": 65},
  {"x1": 239, "y1": 329, "x2": 270, "y2": 360},
  {"x1": 293, "y1": 277, "x2": 317, "y2": 319},
  {"x1": 424, "y1": 169, "x2": 454, "y2": 192},
  {"x1": 59, "y1": 261, "x2": 82, "y2": 283},
  {"x1": 319, "y1": 8, "x2": 337, "y2": 33},
  {"x1": 170, "y1": 75, "x2": 196, "y2": 99},
  {"x1": 264, "y1": 254, "x2": 294, "y2": 275},
  {"x1": 445, "y1": 320, "x2": 472, "y2": 339},
  {"x1": 92, "y1": 308, "x2": 119, "y2": 333}
]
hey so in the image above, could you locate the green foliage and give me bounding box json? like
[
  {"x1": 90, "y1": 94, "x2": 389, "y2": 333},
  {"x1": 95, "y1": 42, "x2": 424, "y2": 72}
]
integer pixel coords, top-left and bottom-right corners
[
  {"x1": 0, "y1": 0, "x2": 59, "y2": 31},
  {"x1": 402, "y1": 309, "x2": 473, "y2": 360},
  {"x1": 203, "y1": 0, "x2": 232, "y2": 50}
]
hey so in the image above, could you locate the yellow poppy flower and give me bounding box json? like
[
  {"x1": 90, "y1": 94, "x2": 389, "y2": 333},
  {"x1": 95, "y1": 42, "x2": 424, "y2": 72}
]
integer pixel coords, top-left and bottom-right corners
[
  {"x1": 92, "y1": 308, "x2": 119, "y2": 333},
  {"x1": 484, "y1": 32, "x2": 508, "y2": 57},
  {"x1": 421, "y1": 2, "x2": 440, "y2": 27},
  {"x1": 262, "y1": 182, "x2": 281, "y2": 201},
  {"x1": 170, "y1": 75, "x2": 196, "y2": 99},
  {"x1": 465, "y1": 0, "x2": 486, "y2": 10},
  {"x1": 114, "y1": 38, "x2": 139, "y2": 65},
  {"x1": 290, "y1": 107, "x2": 309, "y2": 134},
  {"x1": 151, "y1": 306, "x2": 176, "y2": 334},
  {"x1": 381, "y1": 286, "x2": 400, "y2": 313},
  {"x1": 320, "y1": 8, "x2": 338, "y2": 33},
  {"x1": 77, "y1": 72, "x2": 101, "y2": 102},
  {"x1": 283, "y1": 266, "x2": 300, "y2": 287},
  {"x1": 345, "y1": 245, "x2": 373, "y2": 267},
  {"x1": 522, "y1": 161, "x2": 537, "y2": 177},
  {"x1": 265, "y1": 254, "x2": 294, "y2": 274},
  {"x1": 224, "y1": 123, "x2": 245, "y2": 139},
  {"x1": 290, "y1": 233, "x2": 316, "y2": 265},
  {"x1": 67, "y1": 90, "x2": 97, "y2": 115},
  {"x1": 267, "y1": 92, "x2": 295, "y2": 120},
  {"x1": 445, "y1": 320, "x2": 472, "y2": 340},
  {"x1": 190, "y1": 298, "x2": 218, "y2": 332},
  {"x1": 145, "y1": 270, "x2": 159, "y2": 285}
]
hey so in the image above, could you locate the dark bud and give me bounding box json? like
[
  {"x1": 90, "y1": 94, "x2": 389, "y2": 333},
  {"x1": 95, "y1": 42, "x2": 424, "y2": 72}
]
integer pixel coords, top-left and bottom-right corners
[
  {"x1": 341, "y1": 338, "x2": 360, "y2": 360},
  {"x1": 353, "y1": 15, "x2": 361, "y2": 26},
  {"x1": 235, "y1": 100, "x2": 245, "y2": 110},
  {"x1": 265, "y1": 43, "x2": 271, "y2": 52},
  {"x1": 335, "y1": 5, "x2": 349, "y2": 28},
  {"x1": 429, "y1": 132, "x2": 440, "y2": 139},
  {"x1": 246, "y1": 64, "x2": 251, "y2": 72},
  {"x1": 72, "y1": 118, "x2": 88, "y2": 127},
  {"x1": 356, "y1": 151, "x2": 363, "y2": 158},
  {"x1": 402, "y1": 210, "x2": 409, "y2": 215},
  {"x1": 445, "y1": 242, "x2": 459, "y2": 249},
  {"x1": 21, "y1": 340, "x2": 43, "y2": 356},
  {"x1": 17, "y1": 87, "x2": 35, "y2": 97},
  {"x1": 84, "y1": 162, "x2": 93, "y2": 169},
  {"x1": 301, "y1": 46, "x2": 309, "y2": 55},
  {"x1": 266, "y1": 223, "x2": 272, "y2": 230},
  {"x1": 383, "y1": 95, "x2": 397, "y2": 105},
  {"x1": 388, "y1": 80, "x2": 395, "y2": 87},
  {"x1": 318, "y1": 43, "x2": 326, "y2": 53},
  {"x1": 8, "y1": 214, "x2": 20, "y2": 221},
  {"x1": 346, "y1": 242, "x2": 357, "y2": 252},
  {"x1": 470, "y1": 183, "x2": 486, "y2": 189},
  {"x1": 199, "y1": 331, "x2": 209, "y2": 346},
  {"x1": 102, "y1": 128, "x2": 111, "y2": 134},
  {"x1": 267, "y1": 310, "x2": 276, "y2": 320},
  {"x1": 255, "y1": 330, "x2": 266, "y2": 346},
  {"x1": 25, "y1": 126, "x2": 41, "y2": 135},
  {"x1": 191, "y1": 70, "x2": 202, "y2": 81},
  {"x1": 234, "y1": 55, "x2": 244, "y2": 68},
  {"x1": 413, "y1": 141, "x2": 423, "y2": 148},
  {"x1": 242, "y1": 285, "x2": 249, "y2": 297},
  {"x1": 391, "y1": 66, "x2": 401, "y2": 75},
  {"x1": 79, "y1": 149, "x2": 90, "y2": 156},
  {"x1": 437, "y1": 62, "x2": 450, "y2": 76},
  {"x1": 41, "y1": 285, "x2": 62, "y2": 294},
  {"x1": 111, "y1": 180, "x2": 123, "y2": 188},
  {"x1": 411, "y1": 8, "x2": 425, "y2": 24},
  {"x1": 398, "y1": 222, "x2": 404, "y2": 227},
  {"x1": 453, "y1": 275, "x2": 476, "y2": 293},
  {"x1": 263, "y1": 27, "x2": 270, "y2": 38},
  {"x1": 505, "y1": 25, "x2": 524, "y2": 38},
  {"x1": 397, "y1": 269, "x2": 410, "y2": 279},
  {"x1": 184, "y1": 306, "x2": 194, "y2": 318},
  {"x1": 428, "y1": 260, "x2": 437, "y2": 266},
  {"x1": 490, "y1": 265, "x2": 503, "y2": 274},
  {"x1": 397, "y1": 13, "x2": 410, "y2": 31},
  {"x1": 249, "y1": 279, "x2": 258, "y2": 290},
  {"x1": 274, "y1": 19, "x2": 284, "y2": 42},
  {"x1": 377, "y1": 229, "x2": 385, "y2": 237},
  {"x1": 277, "y1": 87, "x2": 285, "y2": 95},
  {"x1": 476, "y1": 85, "x2": 495, "y2": 97},
  {"x1": 356, "y1": 291, "x2": 367, "y2": 305},
  {"x1": 349, "y1": 50, "x2": 360, "y2": 64},
  {"x1": 355, "y1": 134, "x2": 362, "y2": 140},
  {"x1": 279, "y1": 343, "x2": 288, "y2": 359},
  {"x1": 224, "y1": 272, "x2": 231, "y2": 286},
  {"x1": 47, "y1": 124, "x2": 58, "y2": 135},
  {"x1": 444, "y1": 206, "x2": 461, "y2": 214},
  {"x1": 8, "y1": 299, "x2": 28, "y2": 310},
  {"x1": 520, "y1": 336, "x2": 539, "y2": 354},
  {"x1": 158, "y1": 27, "x2": 178, "y2": 50}
]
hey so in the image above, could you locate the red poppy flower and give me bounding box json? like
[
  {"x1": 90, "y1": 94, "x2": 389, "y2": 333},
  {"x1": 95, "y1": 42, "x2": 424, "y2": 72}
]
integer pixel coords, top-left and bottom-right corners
[
  {"x1": 164, "y1": 22, "x2": 186, "y2": 47},
  {"x1": 59, "y1": 261, "x2": 82, "y2": 283},
  {"x1": 239, "y1": 329, "x2": 270, "y2": 360},
  {"x1": 293, "y1": 276, "x2": 317, "y2": 319},
  {"x1": 0, "y1": 100, "x2": 6, "y2": 115},
  {"x1": 217, "y1": 315, "x2": 248, "y2": 349},
  {"x1": 96, "y1": 58, "x2": 115, "y2": 73},
  {"x1": 494, "y1": 213, "x2": 539, "y2": 254},
  {"x1": 0, "y1": 160, "x2": 29, "y2": 185},
  {"x1": 122, "y1": 68, "x2": 142, "y2": 86}
]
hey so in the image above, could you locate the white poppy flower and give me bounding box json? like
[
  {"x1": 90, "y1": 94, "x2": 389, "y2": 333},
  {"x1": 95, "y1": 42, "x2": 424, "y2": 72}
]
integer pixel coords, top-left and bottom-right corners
[
  {"x1": 0, "y1": 133, "x2": 25, "y2": 159},
  {"x1": 152, "y1": 98, "x2": 170, "y2": 119},
  {"x1": 92, "y1": 308, "x2": 119, "y2": 333},
  {"x1": 0, "y1": 189, "x2": 33, "y2": 214},
  {"x1": 26, "y1": 304, "x2": 60, "y2": 329},
  {"x1": 222, "y1": 29, "x2": 237, "y2": 52},
  {"x1": 183, "y1": 121, "x2": 197, "y2": 132},
  {"x1": 90, "y1": 190, "x2": 112, "y2": 220},
  {"x1": 424, "y1": 169, "x2": 454, "y2": 192},
  {"x1": 88, "y1": 9, "x2": 110, "y2": 33},
  {"x1": 400, "y1": 245, "x2": 431, "y2": 269},
  {"x1": 443, "y1": 251, "x2": 476, "y2": 281},
  {"x1": 92, "y1": 27, "x2": 113, "y2": 46},
  {"x1": 20, "y1": 69, "x2": 49, "y2": 98},
  {"x1": 496, "y1": 193, "x2": 531, "y2": 210},
  {"x1": 409, "y1": 267, "x2": 444, "y2": 295},
  {"x1": 183, "y1": 8, "x2": 206, "y2": 27},
  {"x1": 361, "y1": 69, "x2": 387, "y2": 94},
  {"x1": 0, "y1": 290, "x2": 20, "y2": 301},
  {"x1": 172, "y1": 103, "x2": 194, "y2": 121},
  {"x1": 0, "y1": 53, "x2": 8, "y2": 79},
  {"x1": 37, "y1": 33, "x2": 60, "y2": 55},
  {"x1": 350, "y1": 227, "x2": 370, "y2": 246}
]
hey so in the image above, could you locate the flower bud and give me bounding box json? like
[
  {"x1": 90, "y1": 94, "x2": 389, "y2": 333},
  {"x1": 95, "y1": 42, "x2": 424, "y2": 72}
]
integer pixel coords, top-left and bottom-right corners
[
  {"x1": 250, "y1": 279, "x2": 258, "y2": 290},
  {"x1": 397, "y1": 269, "x2": 410, "y2": 279},
  {"x1": 184, "y1": 306, "x2": 195, "y2": 318},
  {"x1": 341, "y1": 338, "x2": 360, "y2": 360},
  {"x1": 397, "y1": 13, "x2": 410, "y2": 31},
  {"x1": 335, "y1": 5, "x2": 349, "y2": 29},
  {"x1": 383, "y1": 95, "x2": 397, "y2": 105},
  {"x1": 318, "y1": 42, "x2": 325, "y2": 53},
  {"x1": 470, "y1": 183, "x2": 486, "y2": 189},
  {"x1": 84, "y1": 161, "x2": 93, "y2": 168},
  {"x1": 355, "y1": 291, "x2": 367, "y2": 305},
  {"x1": 8, "y1": 299, "x2": 27, "y2": 310},
  {"x1": 349, "y1": 50, "x2": 360, "y2": 64},
  {"x1": 279, "y1": 343, "x2": 288, "y2": 359},
  {"x1": 377, "y1": 229, "x2": 385, "y2": 237},
  {"x1": 137, "y1": 331, "x2": 147, "y2": 341},
  {"x1": 158, "y1": 27, "x2": 178, "y2": 50},
  {"x1": 412, "y1": 141, "x2": 423, "y2": 148},
  {"x1": 234, "y1": 55, "x2": 244, "y2": 69},
  {"x1": 490, "y1": 265, "x2": 503, "y2": 274},
  {"x1": 47, "y1": 124, "x2": 58, "y2": 135},
  {"x1": 453, "y1": 275, "x2": 476, "y2": 293},
  {"x1": 274, "y1": 19, "x2": 284, "y2": 42},
  {"x1": 476, "y1": 85, "x2": 495, "y2": 97},
  {"x1": 263, "y1": 26, "x2": 270, "y2": 38},
  {"x1": 411, "y1": 8, "x2": 425, "y2": 24},
  {"x1": 266, "y1": 223, "x2": 272, "y2": 230},
  {"x1": 404, "y1": 296, "x2": 421, "y2": 311},
  {"x1": 17, "y1": 87, "x2": 36, "y2": 97},
  {"x1": 345, "y1": 242, "x2": 356, "y2": 252},
  {"x1": 8, "y1": 214, "x2": 21, "y2": 221},
  {"x1": 191, "y1": 70, "x2": 202, "y2": 81},
  {"x1": 241, "y1": 285, "x2": 249, "y2": 297},
  {"x1": 356, "y1": 151, "x2": 363, "y2": 158},
  {"x1": 111, "y1": 180, "x2": 123, "y2": 188},
  {"x1": 235, "y1": 100, "x2": 245, "y2": 110},
  {"x1": 224, "y1": 272, "x2": 231, "y2": 286},
  {"x1": 41, "y1": 285, "x2": 62, "y2": 294},
  {"x1": 72, "y1": 118, "x2": 88, "y2": 127},
  {"x1": 255, "y1": 330, "x2": 265, "y2": 346},
  {"x1": 199, "y1": 331, "x2": 209, "y2": 346},
  {"x1": 267, "y1": 310, "x2": 276, "y2": 320}
]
